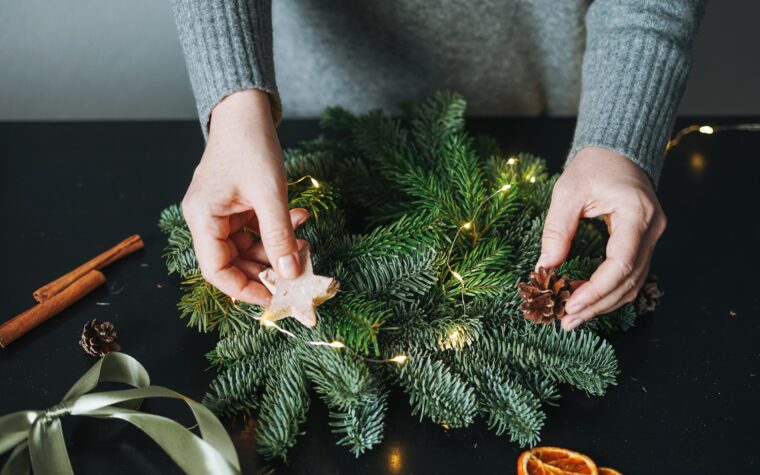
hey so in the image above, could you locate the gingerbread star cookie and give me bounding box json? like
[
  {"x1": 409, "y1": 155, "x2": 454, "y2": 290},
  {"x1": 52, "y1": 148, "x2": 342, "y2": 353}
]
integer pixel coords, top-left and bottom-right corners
[{"x1": 258, "y1": 246, "x2": 339, "y2": 328}]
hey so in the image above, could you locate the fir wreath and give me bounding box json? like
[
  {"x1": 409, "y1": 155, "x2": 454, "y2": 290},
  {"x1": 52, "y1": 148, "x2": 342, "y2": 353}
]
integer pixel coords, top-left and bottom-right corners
[{"x1": 159, "y1": 91, "x2": 640, "y2": 460}]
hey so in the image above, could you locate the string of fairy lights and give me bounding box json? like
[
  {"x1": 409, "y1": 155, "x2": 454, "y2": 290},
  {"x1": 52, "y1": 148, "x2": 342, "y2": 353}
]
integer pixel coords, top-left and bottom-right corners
[
  {"x1": 236, "y1": 164, "x2": 526, "y2": 365},
  {"x1": 665, "y1": 123, "x2": 760, "y2": 152},
  {"x1": 232, "y1": 121, "x2": 760, "y2": 365}
]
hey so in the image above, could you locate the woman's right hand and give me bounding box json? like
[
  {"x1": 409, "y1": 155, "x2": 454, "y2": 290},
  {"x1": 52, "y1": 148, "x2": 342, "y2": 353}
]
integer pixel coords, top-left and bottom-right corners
[{"x1": 181, "y1": 89, "x2": 307, "y2": 306}]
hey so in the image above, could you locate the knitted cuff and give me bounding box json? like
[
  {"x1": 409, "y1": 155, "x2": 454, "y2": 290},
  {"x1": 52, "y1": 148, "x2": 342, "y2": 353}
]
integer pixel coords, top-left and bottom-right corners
[
  {"x1": 171, "y1": 0, "x2": 280, "y2": 139},
  {"x1": 568, "y1": 34, "x2": 690, "y2": 184}
]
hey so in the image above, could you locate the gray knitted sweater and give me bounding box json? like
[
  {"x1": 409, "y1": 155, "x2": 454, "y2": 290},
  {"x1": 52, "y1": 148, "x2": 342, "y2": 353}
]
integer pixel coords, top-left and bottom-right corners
[{"x1": 170, "y1": 0, "x2": 705, "y2": 183}]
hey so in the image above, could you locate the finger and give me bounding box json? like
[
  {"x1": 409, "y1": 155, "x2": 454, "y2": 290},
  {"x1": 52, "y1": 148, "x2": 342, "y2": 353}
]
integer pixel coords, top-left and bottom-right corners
[
  {"x1": 244, "y1": 207, "x2": 310, "y2": 235},
  {"x1": 232, "y1": 258, "x2": 267, "y2": 281},
  {"x1": 231, "y1": 207, "x2": 310, "y2": 261},
  {"x1": 290, "y1": 208, "x2": 310, "y2": 228},
  {"x1": 241, "y1": 238, "x2": 309, "y2": 265},
  {"x1": 185, "y1": 210, "x2": 232, "y2": 279},
  {"x1": 191, "y1": 226, "x2": 269, "y2": 303},
  {"x1": 562, "y1": 226, "x2": 655, "y2": 331},
  {"x1": 195, "y1": 238, "x2": 269, "y2": 304},
  {"x1": 564, "y1": 218, "x2": 645, "y2": 315},
  {"x1": 537, "y1": 188, "x2": 583, "y2": 269},
  {"x1": 562, "y1": 264, "x2": 649, "y2": 331},
  {"x1": 230, "y1": 229, "x2": 255, "y2": 254},
  {"x1": 232, "y1": 279, "x2": 272, "y2": 306}
]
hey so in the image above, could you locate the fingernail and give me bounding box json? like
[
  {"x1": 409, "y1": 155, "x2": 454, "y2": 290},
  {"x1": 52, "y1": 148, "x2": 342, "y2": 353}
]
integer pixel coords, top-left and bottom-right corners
[
  {"x1": 563, "y1": 318, "x2": 580, "y2": 332},
  {"x1": 278, "y1": 252, "x2": 300, "y2": 279},
  {"x1": 566, "y1": 301, "x2": 586, "y2": 314}
]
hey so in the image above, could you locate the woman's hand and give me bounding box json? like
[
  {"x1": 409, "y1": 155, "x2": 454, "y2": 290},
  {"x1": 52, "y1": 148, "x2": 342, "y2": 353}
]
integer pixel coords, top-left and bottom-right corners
[
  {"x1": 537, "y1": 147, "x2": 667, "y2": 331},
  {"x1": 181, "y1": 89, "x2": 307, "y2": 306}
]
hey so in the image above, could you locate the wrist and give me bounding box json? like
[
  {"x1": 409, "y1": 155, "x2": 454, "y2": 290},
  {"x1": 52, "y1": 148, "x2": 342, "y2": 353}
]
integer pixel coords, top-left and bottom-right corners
[{"x1": 209, "y1": 89, "x2": 276, "y2": 140}]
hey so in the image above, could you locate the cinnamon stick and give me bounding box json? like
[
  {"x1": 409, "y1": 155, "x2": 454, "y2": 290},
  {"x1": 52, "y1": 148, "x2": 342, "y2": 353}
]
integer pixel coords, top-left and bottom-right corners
[
  {"x1": 0, "y1": 270, "x2": 106, "y2": 348},
  {"x1": 33, "y1": 234, "x2": 143, "y2": 302}
]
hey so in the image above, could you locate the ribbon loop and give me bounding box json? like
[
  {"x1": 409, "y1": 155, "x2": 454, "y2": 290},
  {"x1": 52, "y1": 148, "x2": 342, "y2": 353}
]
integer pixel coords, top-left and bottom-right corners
[{"x1": 0, "y1": 353, "x2": 240, "y2": 475}]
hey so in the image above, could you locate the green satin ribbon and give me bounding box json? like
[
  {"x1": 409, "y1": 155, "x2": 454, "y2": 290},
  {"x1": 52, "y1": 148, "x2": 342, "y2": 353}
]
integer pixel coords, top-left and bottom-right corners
[{"x1": 0, "y1": 352, "x2": 240, "y2": 475}]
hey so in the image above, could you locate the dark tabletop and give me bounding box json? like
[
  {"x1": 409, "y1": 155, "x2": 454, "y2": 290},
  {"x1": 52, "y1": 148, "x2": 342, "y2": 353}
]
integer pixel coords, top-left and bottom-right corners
[{"x1": 1, "y1": 117, "x2": 758, "y2": 475}]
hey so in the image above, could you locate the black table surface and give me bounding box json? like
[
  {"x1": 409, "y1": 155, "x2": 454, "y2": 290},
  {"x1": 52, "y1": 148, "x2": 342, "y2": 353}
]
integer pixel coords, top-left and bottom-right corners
[{"x1": 1, "y1": 117, "x2": 758, "y2": 474}]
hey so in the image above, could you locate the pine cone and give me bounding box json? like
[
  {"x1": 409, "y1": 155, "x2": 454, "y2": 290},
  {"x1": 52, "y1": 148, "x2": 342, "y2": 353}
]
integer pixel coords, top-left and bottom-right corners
[
  {"x1": 518, "y1": 267, "x2": 585, "y2": 324},
  {"x1": 636, "y1": 275, "x2": 664, "y2": 315},
  {"x1": 79, "y1": 319, "x2": 121, "y2": 357}
]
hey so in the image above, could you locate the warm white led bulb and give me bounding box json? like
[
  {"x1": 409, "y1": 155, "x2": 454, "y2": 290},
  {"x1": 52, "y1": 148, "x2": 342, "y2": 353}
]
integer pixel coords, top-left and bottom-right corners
[
  {"x1": 698, "y1": 125, "x2": 714, "y2": 135},
  {"x1": 260, "y1": 318, "x2": 277, "y2": 328},
  {"x1": 310, "y1": 177, "x2": 320, "y2": 188}
]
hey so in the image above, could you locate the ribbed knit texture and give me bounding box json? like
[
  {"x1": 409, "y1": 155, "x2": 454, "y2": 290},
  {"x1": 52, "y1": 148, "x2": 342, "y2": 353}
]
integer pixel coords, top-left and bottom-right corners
[
  {"x1": 569, "y1": 0, "x2": 706, "y2": 184},
  {"x1": 170, "y1": 0, "x2": 705, "y2": 182},
  {"x1": 170, "y1": 0, "x2": 280, "y2": 137}
]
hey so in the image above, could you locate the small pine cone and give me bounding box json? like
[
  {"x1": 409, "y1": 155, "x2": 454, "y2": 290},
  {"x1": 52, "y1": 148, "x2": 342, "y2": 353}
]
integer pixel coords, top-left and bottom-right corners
[
  {"x1": 518, "y1": 267, "x2": 585, "y2": 324},
  {"x1": 79, "y1": 319, "x2": 121, "y2": 357},
  {"x1": 636, "y1": 275, "x2": 664, "y2": 315}
]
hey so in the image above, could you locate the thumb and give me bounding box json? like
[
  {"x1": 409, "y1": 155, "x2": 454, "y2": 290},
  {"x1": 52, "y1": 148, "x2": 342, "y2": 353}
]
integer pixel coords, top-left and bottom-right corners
[
  {"x1": 256, "y1": 193, "x2": 302, "y2": 279},
  {"x1": 536, "y1": 194, "x2": 582, "y2": 270}
]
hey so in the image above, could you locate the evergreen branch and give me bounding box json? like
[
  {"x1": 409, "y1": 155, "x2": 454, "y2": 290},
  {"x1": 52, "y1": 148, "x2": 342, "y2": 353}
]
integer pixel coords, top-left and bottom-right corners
[
  {"x1": 329, "y1": 393, "x2": 388, "y2": 457},
  {"x1": 392, "y1": 313, "x2": 483, "y2": 352},
  {"x1": 339, "y1": 249, "x2": 439, "y2": 303},
  {"x1": 397, "y1": 165, "x2": 464, "y2": 225},
  {"x1": 481, "y1": 323, "x2": 619, "y2": 396},
  {"x1": 411, "y1": 90, "x2": 466, "y2": 168},
  {"x1": 158, "y1": 204, "x2": 187, "y2": 235},
  {"x1": 162, "y1": 225, "x2": 199, "y2": 277},
  {"x1": 452, "y1": 353, "x2": 545, "y2": 446},
  {"x1": 284, "y1": 149, "x2": 337, "y2": 183},
  {"x1": 300, "y1": 344, "x2": 381, "y2": 409},
  {"x1": 299, "y1": 343, "x2": 388, "y2": 455},
  {"x1": 478, "y1": 185, "x2": 522, "y2": 236},
  {"x1": 320, "y1": 106, "x2": 357, "y2": 133},
  {"x1": 516, "y1": 369, "x2": 562, "y2": 406},
  {"x1": 296, "y1": 207, "x2": 347, "y2": 273},
  {"x1": 343, "y1": 213, "x2": 441, "y2": 260},
  {"x1": 569, "y1": 220, "x2": 607, "y2": 258},
  {"x1": 203, "y1": 354, "x2": 278, "y2": 418},
  {"x1": 440, "y1": 132, "x2": 488, "y2": 220},
  {"x1": 256, "y1": 357, "x2": 310, "y2": 460},
  {"x1": 584, "y1": 303, "x2": 637, "y2": 334},
  {"x1": 177, "y1": 274, "x2": 255, "y2": 336},
  {"x1": 394, "y1": 350, "x2": 477, "y2": 427},
  {"x1": 558, "y1": 256, "x2": 603, "y2": 280},
  {"x1": 206, "y1": 325, "x2": 286, "y2": 368},
  {"x1": 352, "y1": 109, "x2": 413, "y2": 180},
  {"x1": 322, "y1": 294, "x2": 391, "y2": 355},
  {"x1": 511, "y1": 216, "x2": 544, "y2": 277},
  {"x1": 446, "y1": 237, "x2": 515, "y2": 299}
]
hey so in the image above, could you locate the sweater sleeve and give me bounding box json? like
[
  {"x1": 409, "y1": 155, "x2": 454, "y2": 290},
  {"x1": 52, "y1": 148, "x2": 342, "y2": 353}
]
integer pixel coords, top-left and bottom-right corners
[
  {"x1": 568, "y1": 0, "x2": 706, "y2": 184},
  {"x1": 170, "y1": 0, "x2": 280, "y2": 138}
]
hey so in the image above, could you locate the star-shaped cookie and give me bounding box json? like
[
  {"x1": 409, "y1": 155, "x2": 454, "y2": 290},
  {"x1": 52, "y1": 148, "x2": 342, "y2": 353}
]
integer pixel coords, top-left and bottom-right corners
[{"x1": 258, "y1": 246, "x2": 339, "y2": 328}]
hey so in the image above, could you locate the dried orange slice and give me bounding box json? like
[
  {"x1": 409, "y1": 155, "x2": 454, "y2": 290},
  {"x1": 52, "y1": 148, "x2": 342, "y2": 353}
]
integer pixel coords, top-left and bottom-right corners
[
  {"x1": 599, "y1": 469, "x2": 623, "y2": 475},
  {"x1": 517, "y1": 446, "x2": 598, "y2": 475}
]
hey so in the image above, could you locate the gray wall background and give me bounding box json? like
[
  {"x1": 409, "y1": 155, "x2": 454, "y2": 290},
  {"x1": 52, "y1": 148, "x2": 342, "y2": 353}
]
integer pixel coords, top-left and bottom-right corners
[{"x1": 0, "y1": 0, "x2": 757, "y2": 120}]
